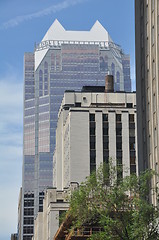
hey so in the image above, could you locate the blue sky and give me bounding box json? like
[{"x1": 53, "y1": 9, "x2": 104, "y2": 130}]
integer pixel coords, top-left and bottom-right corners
[{"x1": 0, "y1": 0, "x2": 135, "y2": 239}]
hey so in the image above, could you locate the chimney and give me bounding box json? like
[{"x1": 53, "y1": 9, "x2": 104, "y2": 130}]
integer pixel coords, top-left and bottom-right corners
[{"x1": 105, "y1": 75, "x2": 114, "y2": 93}]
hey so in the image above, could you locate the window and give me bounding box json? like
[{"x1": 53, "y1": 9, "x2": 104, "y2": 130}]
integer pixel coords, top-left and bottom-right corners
[
  {"x1": 126, "y1": 103, "x2": 133, "y2": 108},
  {"x1": 129, "y1": 114, "x2": 134, "y2": 122},
  {"x1": 90, "y1": 127, "x2": 95, "y2": 135},
  {"x1": 117, "y1": 142, "x2": 122, "y2": 150},
  {"x1": 103, "y1": 142, "x2": 109, "y2": 150},
  {"x1": 23, "y1": 226, "x2": 33, "y2": 234},
  {"x1": 24, "y1": 217, "x2": 34, "y2": 225},
  {"x1": 90, "y1": 142, "x2": 95, "y2": 149},
  {"x1": 116, "y1": 128, "x2": 122, "y2": 136},
  {"x1": 103, "y1": 126, "x2": 108, "y2": 136},
  {"x1": 116, "y1": 114, "x2": 121, "y2": 122},
  {"x1": 39, "y1": 206, "x2": 43, "y2": 212},
  {"x1": 90, "y1": 114, "x2": 95, "y2": 121},
  {"x1": 130, "y1": 156, "x2": 136, "y2": 165},
  {"x1": 75, "y1": 102, "x2": 81, "y2": 107},
  {"x1": 130, "y1": 143, "x2": 135, "y2": 150},
  {"x1": 103, "y1": 114, "x2": 108, "y2": 122}
]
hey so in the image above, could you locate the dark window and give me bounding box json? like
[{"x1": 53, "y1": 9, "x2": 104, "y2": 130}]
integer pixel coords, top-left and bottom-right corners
[
  {"x1": 103, "y1": 122, "x2": 109, "y2": 129},
  {"x1": 24, "y1": 208, "x2": 34, "y2": 216},
  {"x1": 90, "y1": 136, "x2": 95, "y2": 142},
  {"x1": 130, "y1": 150, "x2": 136, "y2": 157},
  {"x1": 39, "y1": 191, "x2": 44, "y2": 196},
  {"x1": 129, "y1": 129, "x2": 135, "y2": 137},
  {"x1": 103, "y1": 127, "x2": 108, "y2": 135},
  {"x1": 116, "y1": 136, "x2": 122, "y2": 143},
  {"x1": 24, "y1": 193, "x2": 34, "y2": 198},
  {"x1": 129, "y1": 122, "x2": 135, "y2": 129},
  {"x1": 103, "y1": 142, "x2": 109, "y2": 150},
  {"x1": 90, "y1": 127, "x2": 95, "y2": 135},
  {"x1": 90, "y1": 150, "x2": 96, "y2": 158},
  {"x1": 116, "y1": 122, "x2": 122, "y2": 128},
  {"x1": 39, "y1": 198, "x2": 43, "y2": 205},
  {"x1": 90, "y1": 114, "x2": 95, "y2": 121},
  {"x1": 90, "y1": 156, "x2": 96, "y2": 164},
  {"x1": 117, "y1": 166, "x2": 123, "y2": 183},
  {"x1": 103, "y1": 114, "x2": 108, "y2": 122},
  {"x1": 130, "y1": 156, "x2": 136, "y2": 165},
  {"x1": 116, "y1": 114, "x2": 121, "y2": 122},
  {"x1": 103, "y1": 156, "x2": 109, "y2": 164},
  {"x1": 75, "y1": 102, "x2": 81, "y2": 107},
  {"x1": 90, "y1": 122, "x2": 96, "y2": 128},
  {"x1": 57, "y1": 199, "x2": 64, "y2": 203},
  {"x1": 39, "y1": 206, "x2": 43, "y2": 212},
  {"x1": 90, "y1": 113, "x2": 96, "y2": 173},
  {"x1": 129, "y1": 137, "x2": 135, "y2": 143},
  {"x1": 127, "y1": 103, "x2": 133, "y2": 108},
  {"x1": 116, "y1": 128, "x2": 122, "y2": 136},
  {"x1": 90, "y1": 164, "x2": 96, "y2": 173},
  {"x1": 23, "y1": 236, "x2": 33, "y2": 240},
  {"x1": 117, "y1": 158, "x2": 122, "y2": 165},
  {"x1": 130, "y1": 143, "x2": 135, "y2": 150},
  {"x1": 23, "y1": 226, "x2": 34, "y2": 234},
  {"x1": 117, "y1": 142, "x2": 122, "y2": 150},
  {"x1": 24, "y1": 217, "x2": 34, "y2": 225},
  {"x1": 90, "y1": 142, "x2": 96, "y2": 149},
  {"x1": 129, "y1": 114, "x2": 134, "y2": 122},
  {"x1": 103, "y1": 136, "x2": 109, "y2": 143},
  {"x1": 103, "y1": 150, "x2": 109, "y2": 158},
  {"x1": 24, "y1": 199, "x2": 34, "y2": 207},
  {"x1": 130, "y1": 165, "x2": 136, "y2": 174},
  {"x1": 116, "y1": 151, "x2": 122, "y2": 159}
]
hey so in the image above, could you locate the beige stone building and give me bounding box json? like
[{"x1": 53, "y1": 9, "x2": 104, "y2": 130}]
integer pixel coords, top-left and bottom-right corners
[
  {"x1": 32, "y1": 188, "x2": 69, "y2": 240},
  {"x1": 135, "y1": 0, "x2": 159, "y2": 205},
  {"x1": 53, "y1": 84, "x2": 137, "y2": 190}
]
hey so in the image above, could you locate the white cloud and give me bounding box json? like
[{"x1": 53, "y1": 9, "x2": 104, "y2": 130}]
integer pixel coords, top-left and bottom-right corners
[{"x1": 0, "y1": 0, "x2": 87, "y2": 29}]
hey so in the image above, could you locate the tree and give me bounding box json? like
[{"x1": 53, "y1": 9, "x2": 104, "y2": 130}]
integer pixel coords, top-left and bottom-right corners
[{"x1": 67, "y1": 163, "x2": 159, "y2": 240}]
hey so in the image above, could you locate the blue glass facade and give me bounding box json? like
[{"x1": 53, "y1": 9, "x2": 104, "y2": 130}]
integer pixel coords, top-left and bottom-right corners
[{"x1": 22, "y1": 42, "x2": 131, "y2": 239}]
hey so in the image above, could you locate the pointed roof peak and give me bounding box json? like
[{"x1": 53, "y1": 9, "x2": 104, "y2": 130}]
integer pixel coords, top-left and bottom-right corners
[
  {"x1": 42, "y1": 19, "x2": 65, "y2": 41},
  {"x1": 52, "y1": 19, "x2": 65, "y2": 30},
  {"x1": 91, "y1": 20, "x2": 107, "y2": 32}
]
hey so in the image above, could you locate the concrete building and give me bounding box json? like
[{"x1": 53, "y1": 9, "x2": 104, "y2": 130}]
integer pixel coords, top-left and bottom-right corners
[
  {"x1": 22, "y1": 19, "x2": 132, "y2": 239},
  {"x1": 32, "y1": 188, "x2": 70, "y2": 240},
  {"x1": 135, "y1": 0, "x2": 159, "y2": 205},
  {"x1": 53, "y1": 80, "x2": 137, "y2": 190}
]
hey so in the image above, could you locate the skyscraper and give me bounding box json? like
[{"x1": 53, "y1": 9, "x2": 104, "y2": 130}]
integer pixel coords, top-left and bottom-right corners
[
  {"x1": 22, "y1": 19, "x2": 131, "y2": 240},
  {"x1": 135, "y1": 0, "x2": 159, "y2": 205}
]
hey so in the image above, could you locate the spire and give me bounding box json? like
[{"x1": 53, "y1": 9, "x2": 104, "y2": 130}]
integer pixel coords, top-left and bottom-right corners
[
  {"x1": 91, "y1": 20, "x2": 107, "y2": 33},
  {"x1": 42, "y1": 19, "x2": 65, "y2": 41}
]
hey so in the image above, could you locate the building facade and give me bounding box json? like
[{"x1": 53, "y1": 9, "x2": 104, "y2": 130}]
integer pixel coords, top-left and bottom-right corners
[
  {"x1": 53, "y1": 85, "x2": 137, "y2": 190},
  {"x1": 32, "y1": 188, "x2": 70, "y2": 240},
  {"x1": 135, "y1": 0, "x2": 159, "y2": 205},
  {"x1": 22, "y1": 19, "x2": 132, "y2": 239}
]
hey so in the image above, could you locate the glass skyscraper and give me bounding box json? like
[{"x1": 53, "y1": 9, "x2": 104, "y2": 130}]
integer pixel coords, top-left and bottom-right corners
[{"x1": 22, "y1": 19, "x2": 131, "y2": 240}]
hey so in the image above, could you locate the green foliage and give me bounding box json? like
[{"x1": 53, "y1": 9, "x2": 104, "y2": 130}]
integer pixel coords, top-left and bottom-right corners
[{"x1": 67, "y1": 163, "x2": 159, "y2": 240}]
